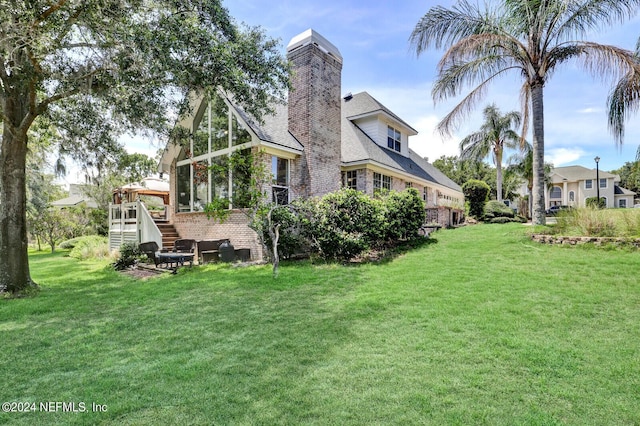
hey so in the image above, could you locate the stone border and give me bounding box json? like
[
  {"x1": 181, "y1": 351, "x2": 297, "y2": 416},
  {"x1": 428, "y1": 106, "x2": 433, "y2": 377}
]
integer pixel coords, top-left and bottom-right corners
[{"x1": 531, "y1": 234, "x2": 640, "y2": 248}]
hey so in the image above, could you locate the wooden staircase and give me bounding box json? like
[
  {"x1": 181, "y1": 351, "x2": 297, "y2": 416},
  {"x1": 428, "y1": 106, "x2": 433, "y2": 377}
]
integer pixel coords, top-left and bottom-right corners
[{"x1": 155, "y1": 221, "x2": 180, "y2": 251}]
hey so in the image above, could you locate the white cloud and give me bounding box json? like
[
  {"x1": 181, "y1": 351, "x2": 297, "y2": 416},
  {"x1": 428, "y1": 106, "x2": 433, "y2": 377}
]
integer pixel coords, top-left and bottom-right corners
[
  {"x1": 409, "y1": 115, "x2": 460, "y2": 162},
  {"x1": 545, "y1": 147, "x2": 586, "y2": 166}
]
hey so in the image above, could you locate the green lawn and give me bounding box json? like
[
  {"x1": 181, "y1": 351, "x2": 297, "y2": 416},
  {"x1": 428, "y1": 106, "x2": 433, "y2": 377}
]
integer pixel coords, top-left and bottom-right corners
[{"x1": 1, "y1": 224, "x2": 639, "y2": 425}]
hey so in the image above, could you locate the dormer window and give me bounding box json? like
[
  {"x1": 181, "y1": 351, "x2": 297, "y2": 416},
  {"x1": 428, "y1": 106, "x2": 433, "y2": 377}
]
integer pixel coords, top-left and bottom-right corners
[{"x1": 387, "y1": 126, "x2": 401, "y2": 152}]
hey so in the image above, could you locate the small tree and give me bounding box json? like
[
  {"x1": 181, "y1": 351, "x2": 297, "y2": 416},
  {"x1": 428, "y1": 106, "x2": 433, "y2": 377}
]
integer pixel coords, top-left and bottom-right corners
[
  {"x1": 30, "y1": 209, "x2": 74, "y2": 253},
  {"x1": 462, "y1": 180, "x2": 491, "y2": 219}
]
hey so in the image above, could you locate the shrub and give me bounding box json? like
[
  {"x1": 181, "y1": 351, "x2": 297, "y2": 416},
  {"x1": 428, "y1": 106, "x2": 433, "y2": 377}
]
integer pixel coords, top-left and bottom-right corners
[
  {"x1": 67, "y1": 236, "x2": 111, "y2": 260},
  {"x1": 379, "y1": 188, "x2": 426, "y2": 241},
  {"x1": 259, "y1": 204, "x2": 305, "y2": 259},
  {"x1": 462, "y1": 180, "x2": 491, "y2": 219},
  {"x1": 586, "y1": 197, "x2": 606, "y2": 209},
  {"x1": 484, "y1": 200, "x2": 515, "y2": 220},
  {"x1": 487, "y1": 216, "x2": 523, "y2": 224},
  {"x1": 113, "y1": 242, "x2": 142, "y2": 270},
  {"x1": 305, "y1": 188, "x2": 385, "y2": 260}
]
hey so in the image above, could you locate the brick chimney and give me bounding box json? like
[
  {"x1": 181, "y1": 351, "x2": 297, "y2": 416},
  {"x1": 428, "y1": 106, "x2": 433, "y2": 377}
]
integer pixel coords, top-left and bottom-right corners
[{"x1": 286, "y1": 29, "x2": 343, "y2": 198}]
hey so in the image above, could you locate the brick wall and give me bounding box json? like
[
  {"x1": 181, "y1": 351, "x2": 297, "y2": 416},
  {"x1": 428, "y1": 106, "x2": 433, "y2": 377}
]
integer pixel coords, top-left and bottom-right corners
[
  {"x1": 172, "y1": 211, "x2": 263, "y2": 261},
  {"x1": 287, "y1": 41, "x2": 342, "y2": 198}
]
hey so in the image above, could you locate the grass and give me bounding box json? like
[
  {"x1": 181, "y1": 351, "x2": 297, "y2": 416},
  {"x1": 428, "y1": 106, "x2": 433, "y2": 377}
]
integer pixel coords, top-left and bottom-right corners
[
  {"x1": 552, "y1": 207, "x2": 640, "y2": 237},
  {"x1": 1, "y1": 224, "x2": 639, "y2": 425}
]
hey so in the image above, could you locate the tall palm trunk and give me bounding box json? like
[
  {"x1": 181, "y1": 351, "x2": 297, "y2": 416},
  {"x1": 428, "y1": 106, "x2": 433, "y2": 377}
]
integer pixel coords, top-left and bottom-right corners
[
  {"x1": 531, "y1": 83, "x2": 546, "y2": 226},
  {"x1": 495, "y1": 148, "x2": 503, "y2": 202},
  {"x1": 0, "y1": 94, "x2": 37, "y2": 293}
]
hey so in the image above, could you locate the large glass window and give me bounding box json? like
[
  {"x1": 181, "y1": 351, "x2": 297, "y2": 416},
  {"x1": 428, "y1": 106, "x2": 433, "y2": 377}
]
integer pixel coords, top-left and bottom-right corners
[
  {"x1": 585, "y1": 179, "x2": 593, "y2": 189},
  {"x1": 175, "y1": 91, "x2": 256, "y2": 213},
  {"x1": 550, "y1": 186, "x2": 562, "y2": 199},
  {"x1": 599, "y1": 178, "x2": 607, "y2": 189}
]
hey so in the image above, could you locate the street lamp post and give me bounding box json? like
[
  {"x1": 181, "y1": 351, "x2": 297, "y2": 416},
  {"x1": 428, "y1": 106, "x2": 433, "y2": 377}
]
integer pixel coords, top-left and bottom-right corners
[{"x1": 594, "y1": 156, "x2": 600, "y2": 207}]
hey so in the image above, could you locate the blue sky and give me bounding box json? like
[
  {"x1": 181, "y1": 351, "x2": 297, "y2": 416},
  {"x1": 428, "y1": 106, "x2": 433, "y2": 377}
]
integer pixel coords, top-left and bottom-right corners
[{"x1": 113, "y1": 0, "x2": 640, "y2": 181}]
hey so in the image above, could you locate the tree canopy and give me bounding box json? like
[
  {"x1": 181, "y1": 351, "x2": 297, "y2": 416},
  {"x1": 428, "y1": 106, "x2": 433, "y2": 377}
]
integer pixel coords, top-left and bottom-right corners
[{"x1": 0, "y1": 0, "x2": 290, "y2": 294}]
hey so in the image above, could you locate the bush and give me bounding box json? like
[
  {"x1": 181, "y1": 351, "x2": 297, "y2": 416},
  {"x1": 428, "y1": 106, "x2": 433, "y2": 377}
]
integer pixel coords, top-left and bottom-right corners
[
  {"x1": 113, "y1": 242, "x2": 142, "y2": 270},
  {"x1": 484, "y1": 200, "x2": 515, "y2": 220},
  {"x1": 379, "y1": 188, "x2": 426, "y2": 241},
  {"x1": 586, "y1": 197, "x2": 606, "y2": 209},
  {"x1": 462, "y1": 180, "x2": 491, "y2": 219},
  {"x1": 260, "y1": 205, "x2": 305, "y2": 259},
  {"x1": 65, "y1": 236, "x2": 111, "y2": 260},
  {"x1": 305, "y1": 188, "x2": 385, "y2": 260},
  {"x1": 487, "y1": 216, "x2": 524, "y2": 224}
]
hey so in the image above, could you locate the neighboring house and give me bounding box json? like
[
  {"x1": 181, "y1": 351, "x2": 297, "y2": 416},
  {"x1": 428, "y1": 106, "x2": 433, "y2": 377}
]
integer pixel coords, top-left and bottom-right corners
[
  {"x1": 149, "y1": 29, "x2": 463, "y2": 259},
  {"x1": 51, "y1": 184, "x2": 98, "y2": 209},
  {"x1": 547, "y1": 165, "x2": 636, "y2": 209}
]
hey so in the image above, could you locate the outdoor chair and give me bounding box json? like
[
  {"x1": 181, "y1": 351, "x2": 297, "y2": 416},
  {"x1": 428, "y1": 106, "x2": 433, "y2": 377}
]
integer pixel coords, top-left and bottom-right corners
[
  {"x1": 173, "y1": 239, "x2": 196, "y2": 253},
  {"x1": 197, "y1": 239, "x2": 226, "y2": 264},
  {"x1": 138, "y1": 241, "x2": 194, "y2": 272}
]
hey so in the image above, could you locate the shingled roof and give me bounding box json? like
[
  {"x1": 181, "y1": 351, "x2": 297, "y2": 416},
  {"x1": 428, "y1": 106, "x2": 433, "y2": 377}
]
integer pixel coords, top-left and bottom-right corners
[{"x1": 341, "y1": 92, "x2": 461, "y2": 192}]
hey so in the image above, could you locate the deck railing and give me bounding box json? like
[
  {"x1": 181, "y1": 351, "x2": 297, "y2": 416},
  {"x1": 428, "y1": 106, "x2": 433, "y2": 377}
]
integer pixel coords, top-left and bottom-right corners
[{"x1": 108, "y1": 201, "x2": 165, "y2": 251}]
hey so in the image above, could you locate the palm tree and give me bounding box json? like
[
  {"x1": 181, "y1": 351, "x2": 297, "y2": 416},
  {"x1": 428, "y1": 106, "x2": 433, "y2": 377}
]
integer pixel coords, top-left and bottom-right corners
[
  {"x1": 508, "y1": 142, "x2": 553, "y2": 219},
  {"x1": 459, "y1": 104, "x2": 521, "y2": 202},
  {"x1": 410, "y1": 0, "x2": 640, "y2": 225}
]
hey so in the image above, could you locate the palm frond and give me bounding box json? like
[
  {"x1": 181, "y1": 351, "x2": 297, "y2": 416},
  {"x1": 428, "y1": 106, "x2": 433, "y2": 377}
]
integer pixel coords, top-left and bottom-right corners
[
  {"x1": 410, "y1": 0, "x2": 503, "y2": 54},
  {"x1": 608, "y1": 63, "x2": 640, "y2": 144},
  {"x1": 568, "y1": 42, "x2": 638, "y2": 82},
  {"x1": 555, "y1": 0, "x2": 640, "y2": 42}
]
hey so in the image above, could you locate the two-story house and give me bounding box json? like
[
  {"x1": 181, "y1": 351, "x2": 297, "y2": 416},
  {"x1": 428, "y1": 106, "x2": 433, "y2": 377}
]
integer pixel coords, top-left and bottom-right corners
[
  {"x1": 547, "y1": 165, "x2": 636, "y2": 209},
  {"x1": 149, "y1": 29, "x2": 464, "y2": 259}
]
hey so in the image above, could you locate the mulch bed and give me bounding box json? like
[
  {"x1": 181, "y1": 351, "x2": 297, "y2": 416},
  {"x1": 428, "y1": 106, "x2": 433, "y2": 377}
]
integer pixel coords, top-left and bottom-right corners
[{"x1": 120, "y1": 265, "x2": 166, "y2": 279}]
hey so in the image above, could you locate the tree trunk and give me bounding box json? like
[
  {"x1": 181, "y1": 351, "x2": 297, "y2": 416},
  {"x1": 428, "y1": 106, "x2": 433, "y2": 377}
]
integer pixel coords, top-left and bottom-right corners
[
  {"x1": 495, "y1": 149, "x2": 503, "y2": 202},
  {"x1": 531, "y1": 84, "x2": 546, "y2": 226},
  {"x1": 0, "y1": 123, "x2": 37, "y2": 294},
  {"x1": 271, "y1": 224, "x2": 280, "y2": 278}
]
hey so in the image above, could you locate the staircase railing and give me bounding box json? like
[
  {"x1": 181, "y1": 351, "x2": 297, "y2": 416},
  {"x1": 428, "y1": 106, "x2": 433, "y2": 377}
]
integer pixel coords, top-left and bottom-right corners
[{"x1": 108, "y1": 201, "x2": 163, "y2": 251}]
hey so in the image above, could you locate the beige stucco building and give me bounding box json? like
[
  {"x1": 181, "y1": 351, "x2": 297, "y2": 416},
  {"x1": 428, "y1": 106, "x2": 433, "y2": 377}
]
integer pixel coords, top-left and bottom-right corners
[{"x1": 547, "y1": 165, "x2": 636, "y2": 209}]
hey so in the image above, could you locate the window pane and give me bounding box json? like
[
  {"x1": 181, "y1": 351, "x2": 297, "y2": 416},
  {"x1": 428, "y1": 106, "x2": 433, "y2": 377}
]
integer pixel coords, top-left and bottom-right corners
[
  {"x1": 272, "y1": 156, "x2": 288, "y2": 186},
  {"x1": 600, "y1": 178, "x2": 607, "y2": 188},
  {"x1": 550, "y1": 187, "x2": 561, "y2": 199},
  {"x1": 177, "y1": 164, "x2": 191, "y2": 212},
  {"x1": 232, "y1": 149, "x2": 252, "y2": 208},
  {"x1": 345, "y1": 170, "x2": 357, "y2": 190},
  {"x1": 232, "y1": 115, "x2": 252, "y2": 146},
  {"x1": 193, "y1": 108, "x2": 209, "y2": 158},
  {"x1": 211, "y1": 94, "x2": 229, "y2": 152},
  {"x1": 193, "y1": 161, "x2": 209, "y2": 211},
  {"x1": 585, "y1": 180, "x2": 593, "y2": 189},
  {"x1": 210, "y1": 155, "x2": 229, "y2": 201}
]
